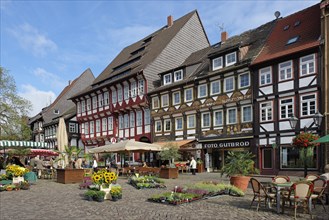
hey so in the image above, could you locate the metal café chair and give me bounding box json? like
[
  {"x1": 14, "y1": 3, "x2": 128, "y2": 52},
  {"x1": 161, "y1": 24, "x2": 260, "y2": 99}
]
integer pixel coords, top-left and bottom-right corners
[
  {"x1": 310, "y1": 178, "x2": 327, "y2": 212},
  {"x1": 250, "y1": 178, "x2": 277, "y2": 211}
]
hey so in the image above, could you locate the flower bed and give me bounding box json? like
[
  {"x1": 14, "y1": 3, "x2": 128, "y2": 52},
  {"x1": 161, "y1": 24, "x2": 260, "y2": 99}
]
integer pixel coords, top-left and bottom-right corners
[
  {"x1": 148, "y1": 181, "x2": 244, "y2": 205},
  {"x1": 129, "y1": 176, "x2": 166, "y2": 189}
]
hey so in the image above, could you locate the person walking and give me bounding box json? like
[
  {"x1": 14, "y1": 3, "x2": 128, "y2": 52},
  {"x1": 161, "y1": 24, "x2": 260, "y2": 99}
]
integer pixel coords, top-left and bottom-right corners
[
  {"x1": 92, "y1": 157, "x2": 98, "y2": 172},
  {"x1": 190, "y1": 157, "x2": 197, "y2": 175}
]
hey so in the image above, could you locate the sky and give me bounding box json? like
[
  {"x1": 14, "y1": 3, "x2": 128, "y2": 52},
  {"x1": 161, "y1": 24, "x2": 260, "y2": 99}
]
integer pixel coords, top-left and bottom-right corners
[{"x1": 1, "y1": 0, "x2": 319, "y2": 117}]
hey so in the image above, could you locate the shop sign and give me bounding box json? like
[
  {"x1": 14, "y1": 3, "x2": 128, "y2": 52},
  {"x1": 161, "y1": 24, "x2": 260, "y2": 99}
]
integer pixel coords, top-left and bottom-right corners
[{"x1": 203, "y1": 140, "x2": 250, "y2": 149}]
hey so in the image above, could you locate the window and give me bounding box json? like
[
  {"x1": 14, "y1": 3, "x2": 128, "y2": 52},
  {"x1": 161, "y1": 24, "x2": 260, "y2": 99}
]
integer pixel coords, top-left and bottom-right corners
[
  {"x1": 155, "y1": 121, "x2": 162, "y2": 132},
  {"x1": 87, "y1": 98, "x2": 91, "y2": 111},
  {"x1": 280, "y1": 98, "x2": 294, "y2": 119},
  {"x1": 164, "y1": 119, "x2": 171, "y2": 131},
  {"x1": 124, "y1": 84, "x2": 129, "y2": 100},
  {"x1": 164, "y1": 73, "x2": 171, "y2": 85},
  {"x1": 198, "y1": 84, "x2": 207, "y2": 98},
  {"x1": 213, "y1": 110, "x2": 223, "y2": 126},
  {"x1": 131, "y1": 81, "x2": 137, "y2": 97},
  {"x1": 260, "y1": 102, "x2": 273, "y2": 122},
  {"x1": 184, "y1": 88, "x2": 193, "y2": 102},
  {"x1": 84, "y1": 122, "x2": 89, "y2": 134},
  {"x1": 54, "y1": 109, "x2": 59, "y2": 114},
  {"x1": 262, "y1": 148, "x2": 273, "y2": 169},
  {"x1": 300, "y1": 54, "x2": 315, "y2": 76},
  {"x1": 187, "y1": 115, "x2": 195, "y2": 128},
  {"x1": 242, "y1": 105, "x2": 252, "y2": 122},
  {"x1": 172, "y1": 92, "x2": 181, "y2": 105},
  {"x1": 92, "y1": 96, "x2": 97, "y2": 109},
  {"x1": 117, "y1": 86, "x2": 123, "y2": 102},
  {"x1": 108, "y1": 117, "x2": 113, "y2": 130},
  {"x1": 286, "y1": 36, "x2": 299, "y2": 45},
  {"x1": 211, "y1": 80, "x2": 220, "y2": 95},
  {"x1": 174, "y1": 70, "x2": 183, "y2": 82},
  {"x1": 300, "y1": 93, "x2": 316, "y2": 116},
  {"x1": 279, "y1": 61, "x2": 293, "y2": 81},
  {"x1": 77, "y1": 102, "x2": 81, "y2": 114},
  {"x1": 152, "y1": 97, "x2": 160, "y2": 109},
  {"x1": 90, "y1": 121, "x2": 94, "y2": 134},
  {"x1": 98, "y1": 94, "x2": 104, "y2": 107},
  {"x1": 102, "y1": 118, "x2": 107, "y2": 132},
  {"x1": 112, "y1": 89, "x2": 117, "y2": 103},
  {"x1": 136, "y1": 110, "x2": 142, "y2": 126},
  {"x1": 130, "y1": 112, "x2": 135, "y2": 128},
  {"x1": 161, "y1": 94, "x2": 169, "y2": 107},
  {"x1": 225, "y1": 52, "x2": 237, "y2": 66},
  {"x1": 96, "y1": 120, "x2": 100, "y2": 133},
  {"x1": 227, "y1": 108, "x2": 237, "y2": 124},
  {"x1": 224, "y1": 76, "x2": 234, "y2": 92},
  {"x1": 281, "y1": 146, "x2": 316, "y2": 169},
  {"x1": 239, "y1": 73, "x2": 250, "y2": 88},
  {"x1": 81, "y1": 100, "x2": 86, "y2": 113},
  {"x1": 201, "y1": 112, "x2": 210, "y2": 128},
  {"x1": 144, "y1": 108, "x2": 150, "y2": 125},
  {"x1": 175, "y1": 117, "x2": 183, "y2": 130},
  {"x1": 259, "y1": 67, "x2": 272, "y2": 86},
  {"x1": 118, "y1": 116, "x2": 123, "y2": 129},
  {"x1": 104, "y1": 92, "x2": 109, "y2": 105},
  {"x1": 212, "y1": 57, "x2": 223, "y2": 71},
  {"x1": 138, "y1": 79, "x2": 144, "y2": 95},
  {"x1": 124, "y1": 114, "x2": 129, "y2": 128},
  {"x1": 69, "y1": 123, "x2": 76, "y2": 133}
]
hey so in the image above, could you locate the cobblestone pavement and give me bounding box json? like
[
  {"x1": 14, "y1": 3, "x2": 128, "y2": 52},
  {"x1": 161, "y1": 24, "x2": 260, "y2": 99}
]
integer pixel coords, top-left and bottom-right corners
[{"x1": 0, "y1": 172, "x2": 328, "y2": 220}]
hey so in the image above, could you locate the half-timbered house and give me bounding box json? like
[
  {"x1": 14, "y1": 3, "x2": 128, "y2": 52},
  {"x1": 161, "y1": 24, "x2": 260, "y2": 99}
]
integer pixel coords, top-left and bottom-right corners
[
  {"x1": 150, "y1": 21, "x2": 275, "y2": 171},
  {"x1": 251, "y1": 4, "x2": 322, "y2": 175},
  {"x1": 70, "y1": 11, "x2": 209, "y2": 164}
]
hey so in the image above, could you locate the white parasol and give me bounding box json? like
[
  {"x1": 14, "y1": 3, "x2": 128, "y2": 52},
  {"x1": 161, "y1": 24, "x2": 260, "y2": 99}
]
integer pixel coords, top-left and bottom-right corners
[{"x1": 56, "y1": 117, "x2": 68, "y2": 168}]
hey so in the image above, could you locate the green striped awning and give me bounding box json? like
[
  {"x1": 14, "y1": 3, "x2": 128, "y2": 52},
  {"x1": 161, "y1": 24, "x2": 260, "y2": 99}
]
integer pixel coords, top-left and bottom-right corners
[{"x1": 0, "y1": 140, "x2": 48, "y2": 148}]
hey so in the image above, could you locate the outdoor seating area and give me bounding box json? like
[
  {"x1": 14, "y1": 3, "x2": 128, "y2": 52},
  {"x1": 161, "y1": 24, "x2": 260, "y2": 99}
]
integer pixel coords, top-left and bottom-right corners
[{"x1": 250, "y1": 174, "x2": 328, "y2": 219}]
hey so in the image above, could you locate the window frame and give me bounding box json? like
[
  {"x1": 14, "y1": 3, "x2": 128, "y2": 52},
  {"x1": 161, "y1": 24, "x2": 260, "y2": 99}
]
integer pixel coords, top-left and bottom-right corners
[
  {"x1": 300, "y1": 93, "x2": 317, "y2": 117},
  {"x1": 241, "y1": 105, "x2": 252, "y2": 123},
  {"x1": 210, "y1": 80, "x2": 221, "y2": 95},
  {"x1": 224, "y1": 76, "x2": 235, "y2": 92},
  {"x1": 279, "y1": 97, "x2": 294, "y2": 120},
  {"x1": 225, "y1": 52, "x2": 237, "y2": 67},
  {"x1": 184, "y1": 88, "x2": 193, "y2": 102},
  {"x1": 174, "y1": 70, "x2": 183, "y2": 82},
  {"x1": 163, "y1": 73, "x2": 172, "y2": 85},
  {"x1": 259, "y1": 67, "x2": 272, "y2": 86},
  {"x1": 279, "y1": 60, "x2": 293, "y2": 81},
  {"x1": 201, "y1": 112, "x2": 211, "y2": 128},
  {"x1": 213, "y1": 110, "x2": 223, "y2": 126},
  {"x1": 172, "y1": 91, "x2": 181, "y2": 105},
  {"x1": 155, "y1": 120, "x2": 162, "y2": 132},
  {"x1": 260, "y1": 101, "x2": 273, "y2": 122},
  {"x1": 198, "y1": 84, "x2": 207, "y2": 98},
  {"x1": 152, "y1": 97, "x2": 160, "y2": 109},
  {"x1": 226, "y1": 107, "x2": 237, "y2": 125},
  {"x1": 187, "y1": 115, "x2": 196, "y2": 129},
  {"x1": 161, "y1": 94, "x2": 169, "y2": 107},
  {"x1": 300, "y1": 54, "x2": 316, "y2": 76},
  {"x1": 108, "y1": 116, "x2": 113, "y2": 131},
  {"x1": 164, "y1": 119, "x2": 171, "y2": 131},
  {"x1": 175, "y1": 117, "x2": 183, "y2": 130},
  {"x1": 102, "y1": 118, "x2": 107, "y2": 132},
  {"x1": 238, "y1": 72, "x2": 250, "y2": 89},
  {"x1": 212, "y1": 57, "x2": 223, "y2": 71}
]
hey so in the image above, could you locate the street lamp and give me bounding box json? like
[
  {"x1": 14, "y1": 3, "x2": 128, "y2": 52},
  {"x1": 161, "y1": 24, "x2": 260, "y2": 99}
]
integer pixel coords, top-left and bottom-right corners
[{"x1": 289, "y1": 111, "x2": 323, "y2": 177}]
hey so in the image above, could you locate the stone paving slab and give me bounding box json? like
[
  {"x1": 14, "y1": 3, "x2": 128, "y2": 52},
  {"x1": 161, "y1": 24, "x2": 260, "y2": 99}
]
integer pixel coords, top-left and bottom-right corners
[{"x1": 0, "y1": 173, "x2": 328, "y2": 220}]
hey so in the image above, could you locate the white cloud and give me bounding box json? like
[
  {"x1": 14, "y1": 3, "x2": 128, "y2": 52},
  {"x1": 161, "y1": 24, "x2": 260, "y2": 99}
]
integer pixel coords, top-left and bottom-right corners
[
  {"x1": 9, "y1": 23, "x2": 57, "y2": 56},
  {"x1": 18, "y1": 84, "x2": 56, "y2": 117},
  {"x1": 33, "y1": 67, "x2": 66, "y2": 91}
]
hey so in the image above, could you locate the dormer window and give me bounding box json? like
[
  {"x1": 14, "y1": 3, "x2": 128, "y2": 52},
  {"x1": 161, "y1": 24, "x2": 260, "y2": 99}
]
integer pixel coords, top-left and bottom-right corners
[
  {"x1": 212, "y1": 57, "x2": 223, "y2": 71},
  {"x1": 54, "y1": 109, "x2": 59, "y2": 114},
  {"x1": 286, "y1": 36, "x2": 299, "y2": 45},
  {"x1": 174, "y1": 70, "x2": 183, "y2": 82},
  {"x1": 225, "y1": 52, "x2": 237, "y2": 67},
  {"x1": 164, "y1": 73, "x2": 172, "y2": 85}
]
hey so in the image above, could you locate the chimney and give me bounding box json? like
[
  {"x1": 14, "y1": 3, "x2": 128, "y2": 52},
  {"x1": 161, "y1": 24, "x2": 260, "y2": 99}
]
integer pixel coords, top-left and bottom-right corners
[
  {"x1": 167, "y1": 15, "x2": 173, "y2": 27},
  {"x1": 68, "y1": 80, "x2": 71, "y2": 85},
  {"x1": 221, "y1": 31, "x2": 228, "y2": 42}
]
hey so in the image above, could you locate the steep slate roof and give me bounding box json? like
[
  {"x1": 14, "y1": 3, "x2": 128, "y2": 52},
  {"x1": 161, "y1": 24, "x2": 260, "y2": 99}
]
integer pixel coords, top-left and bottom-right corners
[
  {"x1": 149, "y1": 20, "x2": 275, "y2": 94},
  {"x1": 29, "y1": 68, "x2": 95, "y2": 125},
  {"x1": 91, "y1": 10, "x2": 201, "y2": 87},
  {"x1": 253, "y1": 3, "x2": 321, "y2": 64}
]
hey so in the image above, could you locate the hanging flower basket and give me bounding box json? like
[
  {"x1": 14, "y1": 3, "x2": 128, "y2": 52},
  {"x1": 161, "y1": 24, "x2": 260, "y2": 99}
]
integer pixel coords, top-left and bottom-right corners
[{"x1": 292, "y1": 132, "x2": 320, "y2": 148}]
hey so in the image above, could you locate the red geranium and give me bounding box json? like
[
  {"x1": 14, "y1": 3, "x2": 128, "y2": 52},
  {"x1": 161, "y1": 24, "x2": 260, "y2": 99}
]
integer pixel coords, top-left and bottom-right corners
[{"x1": 292, "y1": 132, "x2": 320, "y2": 148}]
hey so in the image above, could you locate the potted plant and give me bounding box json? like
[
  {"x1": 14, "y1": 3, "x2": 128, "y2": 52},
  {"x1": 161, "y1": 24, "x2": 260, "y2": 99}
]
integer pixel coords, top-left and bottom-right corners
[
  {"x1": 110, "y1": 185, "x2": 122, "y2": 201},
  {"x1": 220, "y1": 151, "x2": 259, "y2": 192},
  {"x1": 158, "y1": 143, "x2": 180, "y2": 179},
  {"x1": 196, "y1": 159, "x2": 204, "y2": 173},
  {"x1": 84, "y1": 190, "x2": 97, "y2": 201},
  {"x1": 93, "y1": 190, "x2": 106, "y2": 202}
]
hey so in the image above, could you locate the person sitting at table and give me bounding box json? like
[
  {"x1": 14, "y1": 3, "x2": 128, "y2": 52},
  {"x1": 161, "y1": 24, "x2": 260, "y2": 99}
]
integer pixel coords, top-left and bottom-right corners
[{"x1": 142, "y1": 161, "x2": 148, "y2": 167}]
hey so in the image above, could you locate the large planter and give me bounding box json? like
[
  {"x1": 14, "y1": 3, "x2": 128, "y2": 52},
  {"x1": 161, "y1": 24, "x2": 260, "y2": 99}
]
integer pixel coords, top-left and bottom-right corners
[
  {"x1": 197, "y1": 163, "x2": 204, "y2": 173},
  {"x1": 100, "y1": 184, "x2": 112, "y2": 200},
  {"x1": 159, "y1": 167, "x2": 178, "y2": 179},
  {"x1": 56, "y1": 169, "x2": 84, "y2": 184},
  {"x1": 230, "y1": 176, "x2": 250, "y2": 192}
]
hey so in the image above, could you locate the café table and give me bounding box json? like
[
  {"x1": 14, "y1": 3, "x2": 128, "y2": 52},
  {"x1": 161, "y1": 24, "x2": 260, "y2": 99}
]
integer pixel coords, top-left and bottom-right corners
[{"x1": 271, "y1": 182, "x2": 294, "y2": 214}]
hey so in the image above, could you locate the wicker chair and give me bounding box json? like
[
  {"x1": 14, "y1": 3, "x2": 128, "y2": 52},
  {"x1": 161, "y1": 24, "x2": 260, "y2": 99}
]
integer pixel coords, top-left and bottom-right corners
[
  {"x1": 310, "y1": 178, "x2": 327, "y2": 212},
  {"x1": 272, "y1": 176, "x2": 290, "y2": 184},
  {"x1": 282, "y1": 181, "x2": 313, "y2": 219},
  {"x1": 250, "y1": 178, "x2": 277, "y2": 211},
  {"x1": 305, "y1": 174, "x2": 320, "y2": 181}
]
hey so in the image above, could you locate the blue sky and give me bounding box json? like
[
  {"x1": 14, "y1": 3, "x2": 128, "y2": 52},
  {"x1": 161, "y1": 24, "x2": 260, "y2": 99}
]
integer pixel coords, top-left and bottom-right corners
[{"x1": 1, "y1": 0, "x2": 318, "y2": 117}]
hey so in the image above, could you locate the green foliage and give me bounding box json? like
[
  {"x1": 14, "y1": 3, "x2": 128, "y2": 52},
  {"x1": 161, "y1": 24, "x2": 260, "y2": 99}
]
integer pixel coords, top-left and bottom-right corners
[
  {"x1": 220, "y1": 151, "x2": 259, "y2": 177},
  {"x1": 7, "y1": 148, "x2": 31, "y2": 157},
  {"x1": 158, "y1": 143, "x2": 181, "y2": 166},
  {"x1": 0, "y1": 67, "x2": 32, "y2": 140}
]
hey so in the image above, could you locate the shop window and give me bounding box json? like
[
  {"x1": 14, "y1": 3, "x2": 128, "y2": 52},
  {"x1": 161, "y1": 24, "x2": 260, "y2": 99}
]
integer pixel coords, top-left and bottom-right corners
[{"x1": 280, "y1": 146, "x2": 317, "y2": 169}]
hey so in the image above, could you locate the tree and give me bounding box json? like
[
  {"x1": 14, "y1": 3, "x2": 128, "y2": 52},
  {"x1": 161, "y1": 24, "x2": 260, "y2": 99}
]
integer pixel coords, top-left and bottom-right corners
[
  {"x1": 0, "y1": 66, "x2": 32, "y2": 140},
  {"x1": 158, "y1": 143, "x2": 181, "y2": 167}
]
